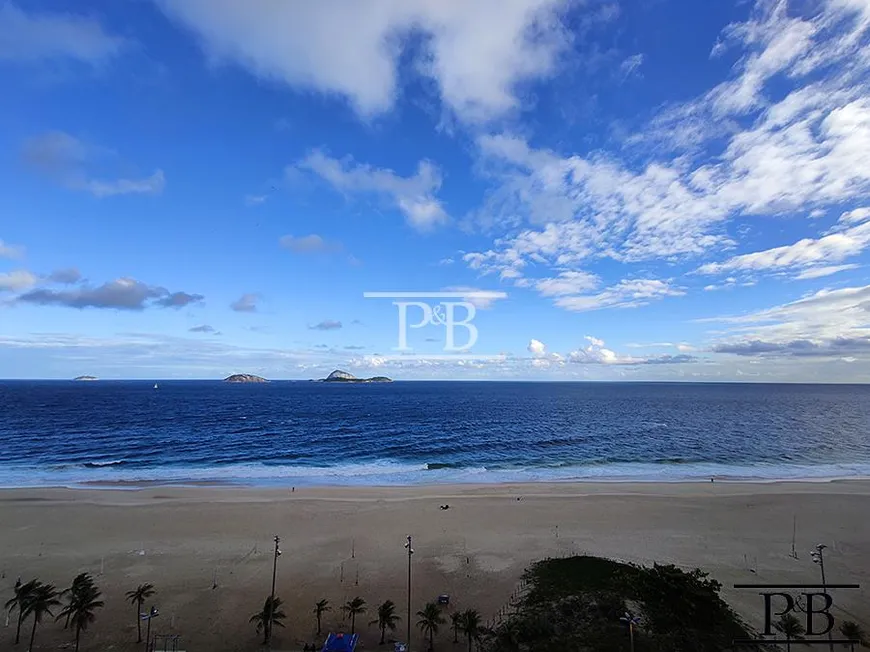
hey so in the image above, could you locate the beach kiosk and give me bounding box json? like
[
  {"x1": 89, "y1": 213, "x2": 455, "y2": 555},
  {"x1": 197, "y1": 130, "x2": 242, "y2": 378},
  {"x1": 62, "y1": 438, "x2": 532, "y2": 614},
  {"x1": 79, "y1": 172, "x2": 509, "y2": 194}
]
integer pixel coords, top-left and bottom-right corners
[{"x1": 322, "y1": 632, "x2": 359, "y2": 652}]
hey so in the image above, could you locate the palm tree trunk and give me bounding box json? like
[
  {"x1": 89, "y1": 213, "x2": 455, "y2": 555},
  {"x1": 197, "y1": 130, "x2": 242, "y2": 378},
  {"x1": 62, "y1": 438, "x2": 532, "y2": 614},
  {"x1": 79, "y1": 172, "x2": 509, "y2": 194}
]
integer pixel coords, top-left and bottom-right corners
[
  {"x1": 467, "y1": 633, "x2": 472, "y2": 652},
  {"x1": 380, "y1": 625, "x2": 386, "y2": 644},
  {"x1": 28, "y1": 616, "x2": 38, "y2": 652},
  {"x1": 15, "y1": 609, "x2": 24, "y2": 644},
  {"x1": 429, "y1": 629, "x2": 434, "y2": 652},
  {"x1": 136, "y1": 601, "x2": 143, "y2": 642},
  {"x1": 786, "y1": 636, "x2": 791, "y2": 652},
  {"x1": 75, "y1": 624, "x2": 81, "y2": 652},
  {"x1": 317, "y1": 615, "x2": 322, "y2": 636},
  {"x1": 351, "y1": 614, "x2": 356, "y2": 635}
]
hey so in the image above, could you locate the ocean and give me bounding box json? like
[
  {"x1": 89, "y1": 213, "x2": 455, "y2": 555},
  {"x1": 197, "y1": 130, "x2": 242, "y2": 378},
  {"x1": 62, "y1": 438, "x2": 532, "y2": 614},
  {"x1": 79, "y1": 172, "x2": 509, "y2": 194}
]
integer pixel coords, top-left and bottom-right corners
[{"x1": 1, "y1": 380, "x2": 869, "y2": 487}]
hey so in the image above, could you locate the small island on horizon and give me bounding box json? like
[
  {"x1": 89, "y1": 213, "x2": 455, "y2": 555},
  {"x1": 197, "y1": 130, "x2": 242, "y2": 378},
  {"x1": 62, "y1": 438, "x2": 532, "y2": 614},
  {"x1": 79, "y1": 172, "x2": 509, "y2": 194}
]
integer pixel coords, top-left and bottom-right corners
[
  {"x1": 73, "y1": 375, "x2": 99, "y2": 381},
  {"x1": 318, "y1": 369, "x2": 392, "y2": 383},
  {"x1": 223, "y1": 374, "x2": 269, "y2": 383}
]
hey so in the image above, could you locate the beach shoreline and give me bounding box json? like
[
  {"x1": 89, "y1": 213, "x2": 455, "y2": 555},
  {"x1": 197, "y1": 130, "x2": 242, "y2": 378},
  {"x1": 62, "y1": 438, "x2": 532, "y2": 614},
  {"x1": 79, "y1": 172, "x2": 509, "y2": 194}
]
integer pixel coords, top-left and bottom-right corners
[
  {"x1": 3, "y1": 463, "x2": 870, "y2": 491},
  {"x1": 4, "y1": 475, "x2": 870, "y2": 494},
  {"x1": 2, "y1": 481, "x2": 868, "y2": 651}
]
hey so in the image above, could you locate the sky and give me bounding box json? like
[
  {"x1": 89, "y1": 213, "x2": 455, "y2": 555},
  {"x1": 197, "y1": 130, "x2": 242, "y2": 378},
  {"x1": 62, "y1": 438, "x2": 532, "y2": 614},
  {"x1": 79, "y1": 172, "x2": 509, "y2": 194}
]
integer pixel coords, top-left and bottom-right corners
[{"x1": 1, "y1": 0, "x2": 870, "y2": 381}]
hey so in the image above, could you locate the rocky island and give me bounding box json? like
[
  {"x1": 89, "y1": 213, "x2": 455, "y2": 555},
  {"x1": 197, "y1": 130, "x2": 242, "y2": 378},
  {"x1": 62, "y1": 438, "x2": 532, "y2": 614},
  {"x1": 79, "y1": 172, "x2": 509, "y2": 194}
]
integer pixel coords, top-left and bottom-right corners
[
  {"x1": 223, "y1": 374, "x2": 269, "y2": 383},
  {"x1": 319, "y1": 369, "x2": 392, "y2": 383},
  {"x1": 73, "y1": 375, "x2": 98, "y2": 381}
]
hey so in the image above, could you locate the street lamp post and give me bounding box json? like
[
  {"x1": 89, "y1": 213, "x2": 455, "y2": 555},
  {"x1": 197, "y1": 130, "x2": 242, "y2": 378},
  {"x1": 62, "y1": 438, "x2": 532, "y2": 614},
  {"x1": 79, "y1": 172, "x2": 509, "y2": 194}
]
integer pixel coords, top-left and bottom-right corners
[
  {"x1": 405, "y1": 536, "x2": 414, "y2": 652},
  {"x1": 268, "y1": 535, "x2": 282, "y2": 647},
  {"x1": 141, "y1": 606, "x2": 159, "y2": 652},
  {"x1": 619, "y1": 611, "x2": 639, "y2": 652},
  {"x1": 810, "y1": 544, "x2": 832, "y2": 652}
]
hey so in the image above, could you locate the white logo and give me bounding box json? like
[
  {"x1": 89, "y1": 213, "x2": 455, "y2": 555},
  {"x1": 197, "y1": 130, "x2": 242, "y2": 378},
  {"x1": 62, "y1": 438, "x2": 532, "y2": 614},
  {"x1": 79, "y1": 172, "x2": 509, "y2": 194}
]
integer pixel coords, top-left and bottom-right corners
[{"x1": 363, "y1": 292, "x2": 506, "y2": 359}]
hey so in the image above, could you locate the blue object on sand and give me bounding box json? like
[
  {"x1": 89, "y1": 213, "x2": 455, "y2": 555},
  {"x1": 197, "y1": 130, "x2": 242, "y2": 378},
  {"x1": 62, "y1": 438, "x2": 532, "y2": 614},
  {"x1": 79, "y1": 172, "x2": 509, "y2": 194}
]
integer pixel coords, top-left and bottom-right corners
[{"x1": 322, "y1": 632, "x2": 359, "y2": 652}]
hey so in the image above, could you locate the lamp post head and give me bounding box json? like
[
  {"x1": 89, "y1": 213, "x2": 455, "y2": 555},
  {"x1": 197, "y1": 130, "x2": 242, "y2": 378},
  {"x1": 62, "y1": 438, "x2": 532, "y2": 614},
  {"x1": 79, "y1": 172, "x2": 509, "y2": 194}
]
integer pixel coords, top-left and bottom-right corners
[
  {"x1": 150, "y1": 606, "x2": 160, "y2": 617},
  {"x1": 619, "y1": 611, "x2": 640, "y2": 625}
]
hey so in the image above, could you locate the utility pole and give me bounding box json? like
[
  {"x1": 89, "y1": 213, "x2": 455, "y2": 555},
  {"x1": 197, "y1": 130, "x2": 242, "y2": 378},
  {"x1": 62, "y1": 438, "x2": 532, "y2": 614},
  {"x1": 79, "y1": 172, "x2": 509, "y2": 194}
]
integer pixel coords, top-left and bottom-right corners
[
  {"x1": 789, "y1": 515, "x2": 798, "y2": 559},
  {"x1": 405, "y1": 536, "x2": 414, "y2": 651},
  {"x1": 811, "y1": 544, "x2": 832, "y2": 652},
  {"x1": 268, "y1": 536, "x2": 281, "y2": 647},
  {"x1": 141, "y1": 606, "x2": 159, "y2": 652}
]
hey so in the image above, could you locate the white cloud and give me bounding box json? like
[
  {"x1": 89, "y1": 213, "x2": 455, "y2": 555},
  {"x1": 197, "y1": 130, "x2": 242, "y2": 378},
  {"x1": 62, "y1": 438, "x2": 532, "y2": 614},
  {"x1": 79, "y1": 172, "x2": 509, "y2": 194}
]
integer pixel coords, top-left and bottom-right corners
[
  {"x1": 22, "y1": 132, "x2": 164, "y2": 198},
  {"x1": 155, "y1": 0, "x2": 573, "y2": 122},
  {"x1": 619, "y1": 53, "x2": 644, "y2": 79},
  {"x1": 566, "y1": 335, "x2": 697, "y2": 365},
  {"x1": 553, "y1": 279, "x2": 685, "y2": 312},
  {"x1": 0, "y1": 240, "x2": 24, "y2": 260},
  {"x1": 464, "y1": 0, "x2": 870, "y2": 294},
  {"x1": 708, "y1": 1, "x2": 818, "y2": 116},
  {"x1": 0, "y1": 270, "x2": 38, "y2": 292},
  {"x1": 535, "y1": 271, "x2": 599, "y2": 296},
  {"x1": 82, "y1": 170, "x2": 166, "y2": 198},
  {"x1": 48, "y1": 268, "x2": 82, "y2": 284},
  {"x1": 279, "y1": 234, "x2": 341, "y2": 254},
  {"x1": 230, "y1": 293, "x2": 259, "y2": 313},
  {"x1": 795, "y1": 264, "x2": 859, "y2": 279},
  {"x1": 527, "y1": 338, "x2": 546, "y2": 356},
  {"x1": 309, "y1": 320, "x2": 342, "y2": 331},
  {"x1": 0, "y1": 3, "x2": 125, "y2": 65},
  {"x1": 297, "y1": 149, "x2": 448, "y2": 231},
  {"x1": 245, "y1": 194, "x2": 268, "y2": 206},
  {"x1": 470, "y1": 133, "x2": 737, "y2": 266},
  {"x1": 441, "y1": 286, "x2": 507, "y2": 309},
  {"x1": 697, "y1": 221, "x2": 870, "y2": 277},
  {"x1": 839, "y1": 207, "x2": 870, "y2": 224},
  {"x1": 15, "y1": 277, "x2": 203, "y2": 309},
  {"x1": 706, "y1": 284, "x2": 870, "y2": 360}
]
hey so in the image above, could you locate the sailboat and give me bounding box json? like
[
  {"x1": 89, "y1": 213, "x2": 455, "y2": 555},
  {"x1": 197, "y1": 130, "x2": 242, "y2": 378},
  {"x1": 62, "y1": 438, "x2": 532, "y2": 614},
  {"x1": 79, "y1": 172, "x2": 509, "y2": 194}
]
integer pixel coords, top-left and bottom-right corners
[{"x1": 154, "y1": 383, "x2": 159, "y2": 390}]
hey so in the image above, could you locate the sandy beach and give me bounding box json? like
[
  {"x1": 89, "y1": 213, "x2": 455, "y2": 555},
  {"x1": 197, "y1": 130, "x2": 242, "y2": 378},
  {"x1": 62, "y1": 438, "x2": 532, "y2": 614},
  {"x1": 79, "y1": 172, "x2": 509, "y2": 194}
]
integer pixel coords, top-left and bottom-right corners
[{"x1": 1, "y1": 481, "x2": 869, "y2": 651}]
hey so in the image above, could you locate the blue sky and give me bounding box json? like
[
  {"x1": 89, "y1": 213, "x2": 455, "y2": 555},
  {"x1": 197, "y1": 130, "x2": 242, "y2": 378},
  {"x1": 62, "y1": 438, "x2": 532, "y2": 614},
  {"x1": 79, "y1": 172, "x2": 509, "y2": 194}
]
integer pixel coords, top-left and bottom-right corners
[{"x1": 2, "y1": 0, "x2": 870, "y2": 381}]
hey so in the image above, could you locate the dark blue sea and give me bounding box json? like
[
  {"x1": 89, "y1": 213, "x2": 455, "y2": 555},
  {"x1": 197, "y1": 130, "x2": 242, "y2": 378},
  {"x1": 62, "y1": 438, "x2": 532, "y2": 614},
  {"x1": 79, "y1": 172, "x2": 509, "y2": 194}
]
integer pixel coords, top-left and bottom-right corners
[{"x1": 1, "y1": 381, "x2": 869, "y2": 487}]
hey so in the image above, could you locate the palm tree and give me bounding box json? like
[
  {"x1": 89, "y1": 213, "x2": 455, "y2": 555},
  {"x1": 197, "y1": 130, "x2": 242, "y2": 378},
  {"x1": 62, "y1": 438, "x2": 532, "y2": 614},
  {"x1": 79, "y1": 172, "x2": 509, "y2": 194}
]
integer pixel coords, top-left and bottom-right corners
[
  {"x1": 417, "y1": 602, "x2": 446, "y2": 652},
  {"x1": 774, "y1": 613, "x2": 804, "y2": 652},
  {"x1": 250, "y1": 596, "x2": 287, "y2": 645},
  {"x1": 343, "y1": 597, "x2": 367, "y2": 635},
  {"x1": 370, "y1": 599, "x2": 401, "y2": 644},
  {"x1": 125, "y1": 583, "x2": 156, "y2": 643},
  {"x1": 841, "y1": 621, "x2": 868, "y2": 650},
  {"x1": 5, "y1": 579, "x2": 38, "y2": 645},
  {"x1": 22, "y1": 583, "x2": 61, "y2": 652},
  {"x1": 57, "y1": 581, "x2": 104, "y2": 652},
  {"x1": 450, "y1": 612, "x2": 461, "y2": 644},
  {"x1": 61, "y1": 573, "x2": 96, "y2": 629},
  {"x1": 314, "y1": 599, "x2": 331, "y2": 636},
  {"x1": 459, "y1": 609, "x2": 482, "y2": 652}
]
